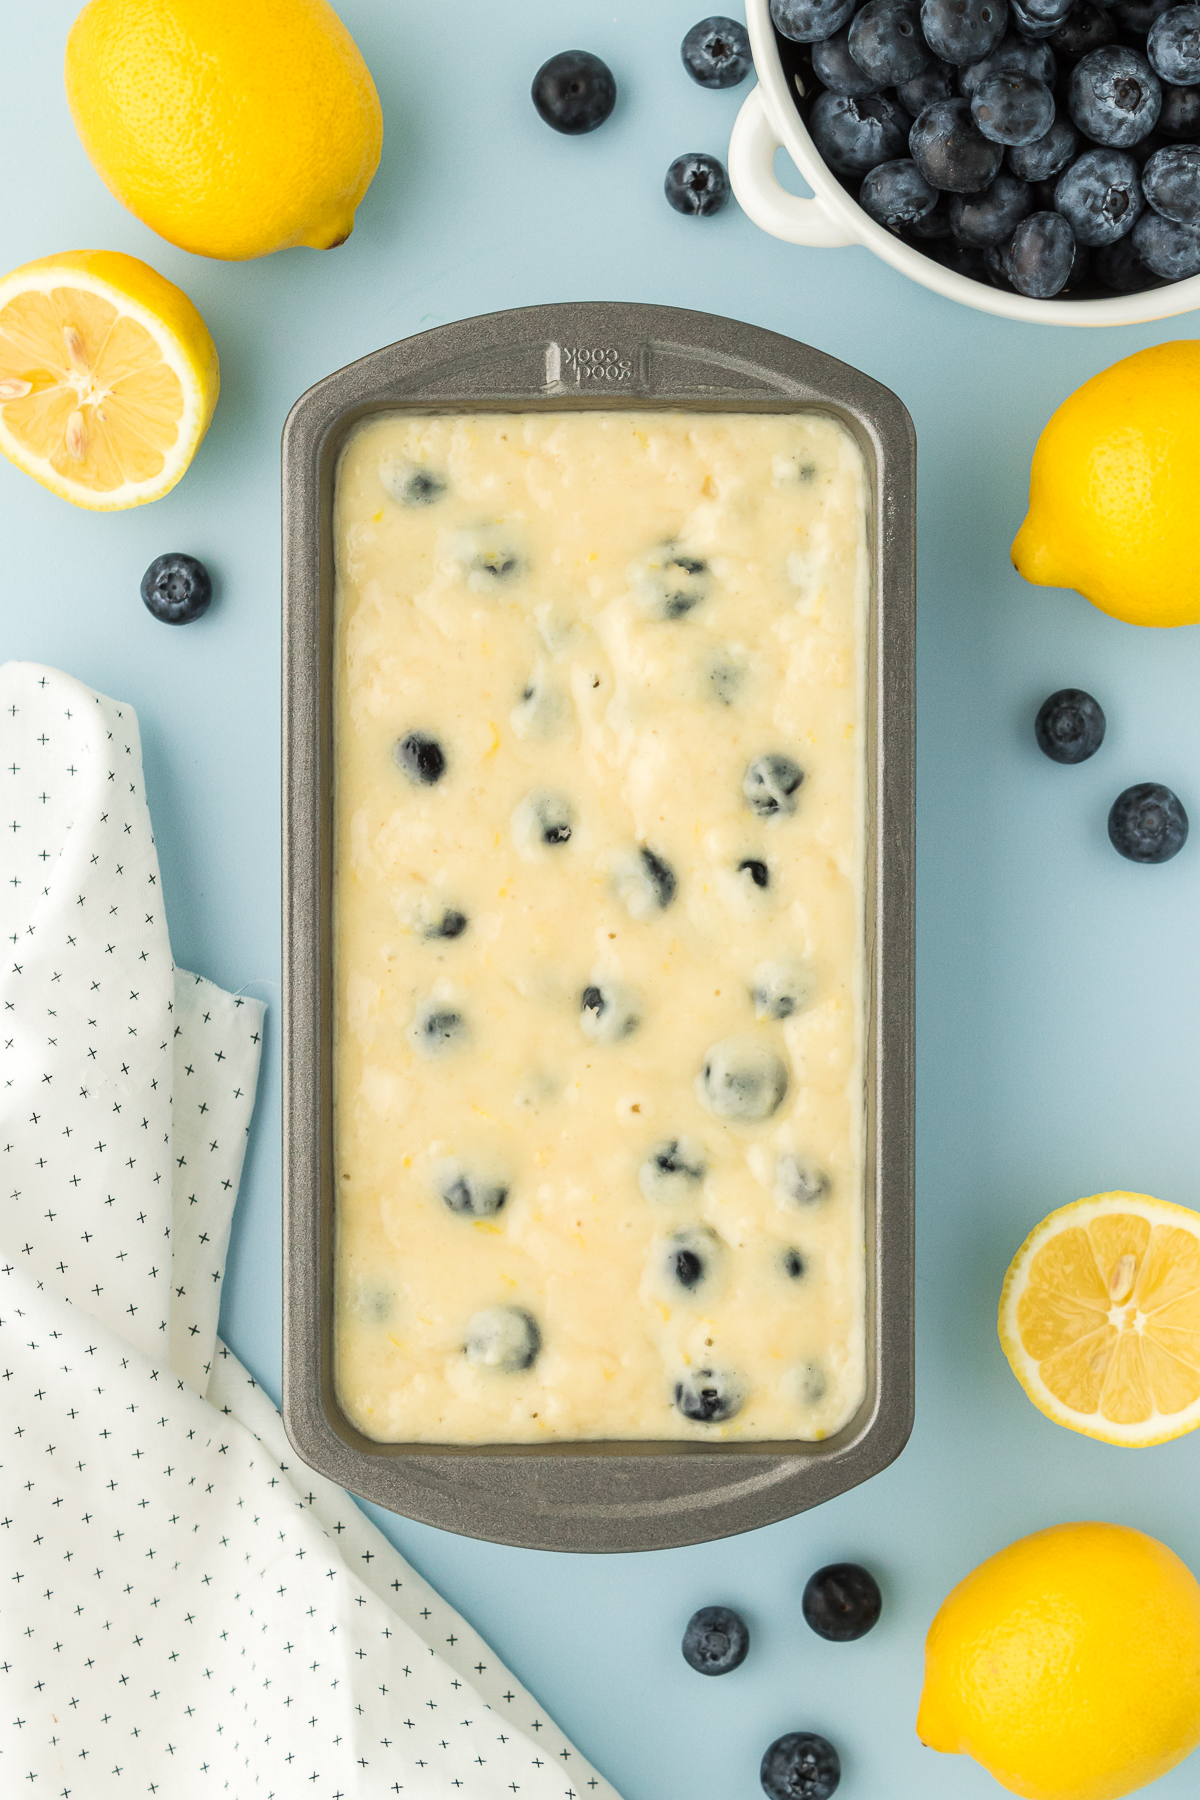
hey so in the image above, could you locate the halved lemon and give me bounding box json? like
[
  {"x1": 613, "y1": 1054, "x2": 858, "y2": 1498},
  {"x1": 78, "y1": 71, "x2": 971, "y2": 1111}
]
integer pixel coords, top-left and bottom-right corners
[
  {"x1": 0, "y1": 249, "x2": 219, "y2": 510},
  {"x1": 1000, "y1": 1191, "x2": 1200, "y2": 1447}
]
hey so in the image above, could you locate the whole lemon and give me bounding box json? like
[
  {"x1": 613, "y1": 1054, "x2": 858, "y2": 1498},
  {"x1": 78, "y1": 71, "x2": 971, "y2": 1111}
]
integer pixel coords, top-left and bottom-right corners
[
  {"x1": 64, "y1": 0, "x2": 382, "y2": 262},
  {"x1": 918, "y1": 1522, "x2": 1200, "y2": 1800},
  {"x1": 1011, "y1": 341, "x2": 1200, "y2": 628}
]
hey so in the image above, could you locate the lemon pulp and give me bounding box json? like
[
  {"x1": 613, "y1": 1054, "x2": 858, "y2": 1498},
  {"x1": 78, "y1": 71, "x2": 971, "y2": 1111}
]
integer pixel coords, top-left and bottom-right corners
[
  {"x1": 0, "y1": 250, "x2": 218, "y2": 510},
  {"x1": 999, "y1": 1192, "x2": 1200, "y2": 1445}
]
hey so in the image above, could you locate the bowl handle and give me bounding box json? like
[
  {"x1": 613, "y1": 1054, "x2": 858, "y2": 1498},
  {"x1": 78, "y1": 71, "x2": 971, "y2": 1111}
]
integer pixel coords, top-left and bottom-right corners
[{"x1": 729, "y1": 85, "x2": 858, "y2": 248}]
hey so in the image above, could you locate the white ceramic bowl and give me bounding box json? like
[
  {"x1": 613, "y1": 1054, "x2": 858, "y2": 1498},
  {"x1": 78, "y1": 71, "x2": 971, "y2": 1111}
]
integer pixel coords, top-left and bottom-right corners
[{"x1": 729, "y1": 0, "x2": 1200, "y2": 326}]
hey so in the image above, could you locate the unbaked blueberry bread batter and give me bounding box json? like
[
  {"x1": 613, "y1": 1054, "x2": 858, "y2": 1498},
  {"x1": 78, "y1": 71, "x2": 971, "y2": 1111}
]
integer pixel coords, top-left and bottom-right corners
[{"x1": 332, "y1": 409, "x2": 868, "y2": 1444}]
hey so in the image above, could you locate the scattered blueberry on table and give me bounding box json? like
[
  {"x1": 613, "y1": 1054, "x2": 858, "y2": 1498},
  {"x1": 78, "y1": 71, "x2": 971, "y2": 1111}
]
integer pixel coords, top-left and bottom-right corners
[
  {"x1": 140, "y1": 552, "x2": 212, "y2": 625},
  {"x1": 770, "y1": 0, "x2": 1200, "y2": 295},
  {"x1": 760, "y1": 1730, "x2": 842, "y2": 1799},
  {"x1": 681, "y1": 1604, "x2": 750, "y2": 1674},
  {"x1": 531, "y1": 50, "x2": 617, "y2": 134},
  {"x1": 1034, "y1": 688, "x2": 1107, "y2": 763},
  {"x1": 681, "y1": 15, "x2": 754, "y2": 87},
  {"x1": 802, "y1": 1562, "x2": 884, "y2": 1640},
  {"x1": 664, "y1": 150, "x2": 731, "y2": 213},
  {"x1": 1108, "y1": 781, "x2": 1189, "y2": 861}
]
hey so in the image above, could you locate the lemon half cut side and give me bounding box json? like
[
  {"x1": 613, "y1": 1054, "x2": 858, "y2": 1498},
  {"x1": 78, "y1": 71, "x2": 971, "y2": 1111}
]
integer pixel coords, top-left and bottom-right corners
[
  {"x1": 1000, "y1": 1191, "x2": 1200, "y2": 1447},
  {"x1": 0, "y1": 250, "x2": 219, "y2": 511}
]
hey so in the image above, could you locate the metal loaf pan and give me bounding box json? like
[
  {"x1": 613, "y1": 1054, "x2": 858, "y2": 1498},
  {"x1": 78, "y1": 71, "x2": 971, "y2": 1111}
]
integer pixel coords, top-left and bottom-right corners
[{"x1": 281, "y1": 302, "x2": 915, "y2": 1552}]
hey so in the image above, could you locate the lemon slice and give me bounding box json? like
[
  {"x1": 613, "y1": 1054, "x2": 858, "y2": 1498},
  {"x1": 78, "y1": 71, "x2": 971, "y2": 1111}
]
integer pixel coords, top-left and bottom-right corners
[
  {"x1": 0, "y1": 250, "x2": 219, "y2": 510},
  {"x1": 1000, "y1": 1191, "x2": 1200, "y2": 1446}
]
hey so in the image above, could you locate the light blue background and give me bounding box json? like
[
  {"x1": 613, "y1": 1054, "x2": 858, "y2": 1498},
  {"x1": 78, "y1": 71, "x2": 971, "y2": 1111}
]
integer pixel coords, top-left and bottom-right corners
[{"x1": 5, "y1": 5, "x2": 1200, "y2": 1796}]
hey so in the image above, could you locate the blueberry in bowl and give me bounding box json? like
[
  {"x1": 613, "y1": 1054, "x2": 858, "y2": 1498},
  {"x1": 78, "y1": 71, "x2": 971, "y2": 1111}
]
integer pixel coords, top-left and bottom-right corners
[
  {"x1": 743, "y1": 0, "x2": 1200, "y2": 307},
  {"x1": 141, "y1": 552, "x2": 212, "y2": 625}
]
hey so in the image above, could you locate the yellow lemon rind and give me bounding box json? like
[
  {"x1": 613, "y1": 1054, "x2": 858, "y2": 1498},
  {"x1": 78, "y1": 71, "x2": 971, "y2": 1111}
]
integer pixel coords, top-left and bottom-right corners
[
  {"x1": 999, "y1": 1191, "x2": 1200, "y2": 1448},
  {"x1": 0, "y1": 254, "x2": 217, "y2": 512}
]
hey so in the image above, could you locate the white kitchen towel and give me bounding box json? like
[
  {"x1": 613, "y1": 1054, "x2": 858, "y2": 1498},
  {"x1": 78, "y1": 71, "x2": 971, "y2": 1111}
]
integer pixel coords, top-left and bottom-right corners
[{"x1": 0, "y1": 662, "x2": 620, "y2": 1800}]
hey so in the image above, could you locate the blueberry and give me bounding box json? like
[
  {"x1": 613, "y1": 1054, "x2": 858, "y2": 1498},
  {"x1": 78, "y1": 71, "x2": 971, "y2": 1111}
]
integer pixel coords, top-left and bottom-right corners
[
  {"x1": 813, "y1": 26, "x2": 888, "y2": 94},
  {"x1": 910, "y1": 97, "x2": 1005, "y2": 190},
  {"x1": 802, "y1": 1563, "x2": 883, "y2": 1641},
  {"x1": 984, "y1": 240, "x2": 1019, "y2": 285},
  {"x1": 1063, "y1": 233, "x2": 1092, "y2": 288},
  {"x1": 896, "y1": 57, "x2": 958, "y2": 111},
  {"x1": 665, "y1": 152, "x2": 730, "y2": 215},
  {"x1": 971, "y1": 72, "x2": 1057, "y2": 141},
  {"x1": 395, "y1": 731, "x2": 446, "y2": 785},
  {"x1": 465, "y1": 1306, "x2": 540, "y2": 1371},
  {"x1": 472, "y1": 542, "x2": 520, "y2": 583},
  {"x1": 682, "y1": 16, "x2": 753, "y2": 86},
  {"x1": 932, "y1": 237, "x2": 991, "y2": 275},
  {"x1": 1069, "y1": 47, "x2": 1161, "y2": 146},
  {"x1": 698, "y1": 1037, "x2": 789, "y2": 1122},
  {"x1": 1007, "y1": 113, "x2": 1079, "y2": 178},
  {"x1": 1049, "y1": 1, "x2": 1117, "y2": 61},
  {"x1": 682, "y1": 1605, "x2": 750, "y2": 1675},
  {"x1": 1132, "y1": 206, "x2": 1200, "y2": 273},
  {"x1": 382, "y1": 463, "x2": 446, "y2": 506},
  {"x1": 673, "y1": 1367, "x2": 745, "y2": 1422},
  {"x1": 665, "y1": 1226, "x2": 722, "y2": 1290},
  {"x1": 1159, "y1": 83, "x2": 1200, "y2": 137},
  {"x1": 412, "y1": 1004, "x2": 467, "y2": 1052},
  {"x1": 797, "y1": 1361, "x2": 829, "y2": 1403},
  {"x1": 615, "y1": 846, "x2": 677, "y2": 917},
  {"x1": 859, "y1": 157, "x2": 941, "y2": 227},
  {"x1": 426, "y1": 907, "x2": 468, "y2": 940},
  {"x1": 1143, "y1": 143, "x2": 1200, "y2": 221},
  {"x1": 512, "y1": 790, "x2": 574, "y2": 851},
  {"x1": 738, "y1": 857, "x2": 771, "y2": 888},
  {"x1": 140, "y1": 552, "x2": 212, "y2": 625},
  {"x1": 744, "y1": 753, "x2": 804, "y2": 816},
  {"x1": 1094, "y1": 229, "x2": 1165, "y2": 285},
  {"x1": 1004, "y1": 207, "x2": 1078, "y2": 289},
  {"x1": 783, "y1": 1248, "x2": 807, "y2": 1278},
  {"x1": 752, "y1": 960, "x2": 813, "y2": 1020},
  {"x1": 771, "y1": 0, "x2": 858, "y2": 41},
  {"x1": 920, "y1": 0, "x2": 1007, "y2": 65},
  {"x1": 1009, "y1": 0, "x2": 1076, "y2": 37},
  {"x1": 640, "y1": 1137, "x2": 707, "y2": 1203},
  {"x1": 1055, "y1": 147, "x2": 1143, "y2": 242},
  {"x1": 580, "y1": 982, "x2": 641, "y2": 1043},
  {"x1": 849, "y1": 1, "x2": 932, "y2": 83},
  {"x1": 1035, "y1": 688, "x2": 1106, "y2": 762},
  {"x1": 776, "y1": 1155, "x2": 831, "y2": 1205},
  {"x1": 531, "y1": 50, "x2": 616, "y2": 134},
  {"x1": 635, "y1": 547, "x2": 710, "y2": 616},
  {"x1": 440, "y1": 1166, "x2": 508, "y2": 1218},
  {"x1": 511, "y1": 670, "x2": 569, "y2": 739},
  {"x1": 1108, "y1": 782, "x2": 1189, "y2": 862},
  {"x1": 950, "y1": 173, "x2": 1033, "y2": 241},
  {"x1": 1148, "y1": 6, "x2": 1200, "y2": 82},
  {"x1": 809, "y1": 91, "x2": 911, "y2": 175},
  {"x1": 760, "y1": 1732, "x2": 841, "y2": 1800},
  {"x1": 906, "y1": 193, "x2": 955, "y2": 233},
  {"x1": 1113, "y1": 0, "x2": 1177, "y2": 30},
  {"x1": 960, "y1": 38, "x2": 1056, "y2": 96}
]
